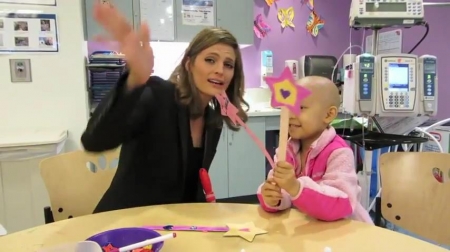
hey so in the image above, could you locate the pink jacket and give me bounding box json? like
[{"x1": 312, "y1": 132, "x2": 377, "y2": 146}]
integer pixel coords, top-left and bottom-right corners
[{"x1": 257, "y1": 127, "x2": 373, "y2": 224}]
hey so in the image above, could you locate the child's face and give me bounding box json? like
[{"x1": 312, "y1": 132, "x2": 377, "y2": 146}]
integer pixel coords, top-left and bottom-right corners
[
  {"x1": 288, "y1": 77, "x2": 339, "y2": 141},
  {"x1": 288, "y1": 91, "x2": 329, "y2": 140}
]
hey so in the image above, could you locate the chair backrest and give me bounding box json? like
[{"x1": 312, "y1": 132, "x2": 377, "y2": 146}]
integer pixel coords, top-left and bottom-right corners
[
  {"x1": 39, "y1": 148, "x2": 120, "y2": 221},
  {"x1": 379, "y1": 152, "x2": 450, "y2": 245}
]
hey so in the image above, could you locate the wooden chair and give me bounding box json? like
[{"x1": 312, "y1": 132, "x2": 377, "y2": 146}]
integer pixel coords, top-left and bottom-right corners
[
  {"x1": 379, "y1": 152, "x2": 450, "y2": 246},
  {"x1": 40, "y1": 148, "x2": 120, "y2": 223}
]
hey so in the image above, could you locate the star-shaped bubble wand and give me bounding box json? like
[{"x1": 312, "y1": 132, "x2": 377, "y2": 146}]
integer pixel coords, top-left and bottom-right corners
[
  {"x1": 215, "y1": 93, "x2": 275, "y2": 168},
  {"x1": 265, "y1": 67, "x2": 311, "y2": 161}
]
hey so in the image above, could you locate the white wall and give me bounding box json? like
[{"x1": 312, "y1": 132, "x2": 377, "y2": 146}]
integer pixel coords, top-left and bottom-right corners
[
  {"x1": 150, "y1": 42, "x2": 188, "y2": 79},
  {"x1": 0, "y1": 1, "x2": 89, "y2": 151}
]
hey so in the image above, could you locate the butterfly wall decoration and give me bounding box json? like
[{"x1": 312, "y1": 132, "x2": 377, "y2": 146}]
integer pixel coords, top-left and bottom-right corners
[
  {"x1": 306, "y1": 10, "x2": 324, "y2": 37},
  {"x1": 254, "y1": 14, "x2": 271, "y2": 39},
  {"x1": 265, "y1": 0, "x2": 278, "y2": 7},
  {"x1": 302, "y1": 0, "x2": 314, "y2": 10},
  {"x1": 277, "y1": 7, "x2": 295, "y2": 29}
]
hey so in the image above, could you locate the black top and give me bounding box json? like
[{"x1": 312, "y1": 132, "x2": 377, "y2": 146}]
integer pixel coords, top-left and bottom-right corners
[
  {"x1": 81, "y1": 73, "x2": 222, "y2": 213},
  {"x1": 183, "y1": 147, "x2": 204, "y2": 202}
]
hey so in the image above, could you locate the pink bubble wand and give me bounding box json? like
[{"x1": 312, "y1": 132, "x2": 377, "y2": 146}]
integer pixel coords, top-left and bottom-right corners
[{"x1": 215, "y1": 93, "x2": 275, "y2": 168}]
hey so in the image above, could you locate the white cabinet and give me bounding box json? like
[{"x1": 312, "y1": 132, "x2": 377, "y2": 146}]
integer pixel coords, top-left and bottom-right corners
[
  {"x1": 208, "y1": 128, "x2": 229, "y2": 199},
  {"x1": 227, "y1": 117, "x2": 266, "y2": 197},
  {"x1": 209, "y1": 117, "x2": 269, "y2": 199},
  {"x1": 0, "y1": 130, "x2": 67, "y2": 233}
]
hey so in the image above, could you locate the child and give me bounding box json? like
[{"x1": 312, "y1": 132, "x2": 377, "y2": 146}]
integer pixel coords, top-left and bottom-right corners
[{"x1": 257, "y1": 76, "x2": 372, "y2": 223}]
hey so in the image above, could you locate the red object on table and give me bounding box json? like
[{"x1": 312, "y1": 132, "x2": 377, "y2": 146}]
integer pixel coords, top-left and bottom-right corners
[{"x1": 199, "y1": 168, "x2": 216, "y2": 202}]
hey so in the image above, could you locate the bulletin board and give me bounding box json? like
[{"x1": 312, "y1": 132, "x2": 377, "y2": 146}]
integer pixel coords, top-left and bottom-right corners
[
  {"x1": 139, "y1": 0, "x2": 175, "y2": 41},
  {"x1": 365, "y1": 29, "x2": 402, "y2": 54},
  {"x1": 0, "y1": 13, "x2": 59, "y2": 53}
]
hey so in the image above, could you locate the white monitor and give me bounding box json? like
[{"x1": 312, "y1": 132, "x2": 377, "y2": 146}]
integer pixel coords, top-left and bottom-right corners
[
  {"x1": 418, "y1": 55, "x2": 438, "y2": 116},
  {"x1": 374, "y1": 54, "x2": 419, "y2": 117},
  {"x1": 342, "y1": 54, "x2": 376, "y2": 116},
  {"x1": 349, "y1": 0, "x2": 424, "y2": 28}
]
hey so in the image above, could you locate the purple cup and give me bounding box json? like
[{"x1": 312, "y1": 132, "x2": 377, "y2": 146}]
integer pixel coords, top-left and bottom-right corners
[{"x1": 86, "y1": 227, "x2": 164, "y2": 251}]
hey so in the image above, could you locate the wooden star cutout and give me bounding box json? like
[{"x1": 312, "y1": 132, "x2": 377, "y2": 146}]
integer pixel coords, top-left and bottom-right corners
[
  {"x1": 223, "y1": 222, "x2": 268, "y2": 242},
  {"x1": 265, "y1": 66, "x2": 311, "y2": 116}
]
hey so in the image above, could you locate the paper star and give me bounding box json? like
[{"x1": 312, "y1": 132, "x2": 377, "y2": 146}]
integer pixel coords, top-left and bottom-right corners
[
  {"x1": 102, "y1": 243, "x2": 118, "y2": 252},
  {"x1": 223, "y1": 222, "x2": 268, "y2": 242},
  {"x1": 265, "y1": 67, "x2": 311, "y2": 115},
  {"x1": 132, "y1": 246, "x2": 153, "y2": 252},
  {"x1": 215, "y1": 92, "x2": 240, "y2": 126}
]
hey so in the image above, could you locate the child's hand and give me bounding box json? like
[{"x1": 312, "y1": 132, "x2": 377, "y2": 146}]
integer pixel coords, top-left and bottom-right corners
[
  {"x1": 273, "y1": 161, "x2": 300, "y2": 197},
  {"x1": 261, "y1": 178, "x2": 282, "y2": 207}
]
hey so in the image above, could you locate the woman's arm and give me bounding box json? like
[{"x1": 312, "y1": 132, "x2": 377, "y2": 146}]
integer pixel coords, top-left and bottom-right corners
[{"x1": 81, "y1": 73, "x2": 159, "y2": 152}]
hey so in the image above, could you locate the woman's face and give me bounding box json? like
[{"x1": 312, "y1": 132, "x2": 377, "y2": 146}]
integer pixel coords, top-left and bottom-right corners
[{"x1": 187, "y1": 43, "x2": 236, "y2": 98}]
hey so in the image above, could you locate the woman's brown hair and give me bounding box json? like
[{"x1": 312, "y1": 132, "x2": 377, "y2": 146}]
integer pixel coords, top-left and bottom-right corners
[{"x1": 168, "y1": 27, "x2": 249, "y2": 131}]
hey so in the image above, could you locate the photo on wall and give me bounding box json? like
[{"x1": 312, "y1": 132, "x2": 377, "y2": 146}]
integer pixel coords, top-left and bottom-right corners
[
  {"x1": 14, "y1": 21, "x2": 28, "y2": 31},
  {"x1": 39, "y1": 36, "x2": 53, "y2": 46},
  {"x1": 40, "y1": 19, "x2": 50, "y2": 31},
  {"x1": 15, "y1": 37, "x2": 29, "y2": 46}
]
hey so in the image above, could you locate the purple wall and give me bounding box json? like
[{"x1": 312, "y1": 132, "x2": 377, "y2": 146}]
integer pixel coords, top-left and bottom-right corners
[
  {"x1": 242, "y1": 0, "x2": 359, "y2": 87},
  {"x1": 406, "y1": 4, "x2": 448, "y2": 119}
]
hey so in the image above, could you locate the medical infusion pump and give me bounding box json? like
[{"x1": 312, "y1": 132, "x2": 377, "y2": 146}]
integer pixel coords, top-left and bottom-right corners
[
  {"x1": 418, "y1": 55, "x2": 438, "y2": 116},
  {"x1": 375, "y1": 54, "x2": 419, "y2": 117},
  {"x1": 349, "y1": 0, "x2": 424, "y2": 28},
  {"x1": 342, "y1": 54, "x2": 437, "y2": 117}
]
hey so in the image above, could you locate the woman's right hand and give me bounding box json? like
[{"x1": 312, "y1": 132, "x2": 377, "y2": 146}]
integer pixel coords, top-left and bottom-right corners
[{"x1": 93, "y1": 2, "x2": 154, "y2": 89}]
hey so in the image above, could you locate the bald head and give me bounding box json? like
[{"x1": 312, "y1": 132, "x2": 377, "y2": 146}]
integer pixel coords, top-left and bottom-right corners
[{"x1": 298, "y1": 76, "x2": 341, "y2": 109}]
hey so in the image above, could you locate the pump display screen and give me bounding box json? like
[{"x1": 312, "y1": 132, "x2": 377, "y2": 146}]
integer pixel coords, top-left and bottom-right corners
[
  {"x1": 388, "y1": 63, "x2": 409, "y2": 91},
  {"x1": 424, "y1": 64, "x2": 436, "y2": 73},
  {"x1": 365, "y1": 3, "x2": 407, "y2": 12}
]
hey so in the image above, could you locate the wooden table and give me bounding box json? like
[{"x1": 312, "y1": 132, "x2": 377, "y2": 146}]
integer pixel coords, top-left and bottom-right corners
[{"x1": 0, "y1": 203, "x2": 446, "y2": 251}]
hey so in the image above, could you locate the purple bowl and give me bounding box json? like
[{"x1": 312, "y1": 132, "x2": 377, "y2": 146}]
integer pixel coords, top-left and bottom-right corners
[{"x1": 86, "y1": 227, "x2": 164, "y2": 251}]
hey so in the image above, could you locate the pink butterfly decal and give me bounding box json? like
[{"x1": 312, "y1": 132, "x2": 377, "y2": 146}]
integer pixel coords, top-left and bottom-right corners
[{"x1": 253, "y1": 14, "x2": 271, "y2": 39}]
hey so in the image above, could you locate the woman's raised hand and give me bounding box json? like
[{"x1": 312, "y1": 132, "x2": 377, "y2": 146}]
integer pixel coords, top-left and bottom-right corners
[{"x1": 93, "y1": 2, "x2": 154, "y2": 88}]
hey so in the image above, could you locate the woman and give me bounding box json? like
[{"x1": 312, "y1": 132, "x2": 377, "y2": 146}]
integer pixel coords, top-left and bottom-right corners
[{"x1": 81, "y1": 3, "x2": 248, "y2": 213}]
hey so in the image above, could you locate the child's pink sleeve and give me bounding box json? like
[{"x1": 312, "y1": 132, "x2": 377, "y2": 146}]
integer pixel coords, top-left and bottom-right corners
[
  {"x1": 257, "y1": 147, "x2": 296, "y2": 212},
  {"x1": 290, "y1": 148, "x2": 358, "y2": 221}
]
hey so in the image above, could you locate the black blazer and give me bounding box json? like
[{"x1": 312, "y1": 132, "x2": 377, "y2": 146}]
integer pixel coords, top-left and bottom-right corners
[{"x1": 81, "y1": 73, "x2": 222, "y2": 213}]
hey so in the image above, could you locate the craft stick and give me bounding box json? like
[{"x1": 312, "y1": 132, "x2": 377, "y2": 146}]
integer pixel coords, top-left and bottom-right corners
[
  {"x1": 277, "y1": 107, "x2": 290, "y2": 161},
  {"x1": 143, "y1": 225, "x2": 248, "y2": 232}
]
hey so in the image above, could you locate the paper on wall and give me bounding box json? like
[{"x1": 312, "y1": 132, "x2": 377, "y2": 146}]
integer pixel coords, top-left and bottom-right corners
[
  {"x1": 0, "y1": 0, "x2": 55, "y2": 5},
  {"x1": 365, "y1": 29, "x2": 402, "y2": 54},
  {"x1": 181, "y1": 0, "x2": 214, "y2": 26}
]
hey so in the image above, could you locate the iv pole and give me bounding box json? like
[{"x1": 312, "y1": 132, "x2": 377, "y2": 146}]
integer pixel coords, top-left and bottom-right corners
[{"x1": 363, "y1": 1, "x2": 449, "y2": 211}]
